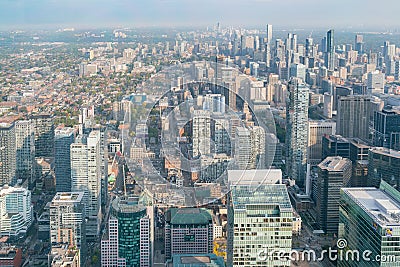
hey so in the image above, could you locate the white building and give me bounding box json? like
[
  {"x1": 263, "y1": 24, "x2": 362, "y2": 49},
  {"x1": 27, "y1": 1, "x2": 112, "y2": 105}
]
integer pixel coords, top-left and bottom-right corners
[
  {"x1": 192, "y1": 110, "x2": 211, "y2": 157},
  {"x1": 227, "y1": 170, "x2": 293, "y2": 267},
  {"x1": 367, "y1": 70, "x2": 385, "y2": 94},
  {"x1": 235, "y1": 126, "x2": 265, "y2": 170},
  {"x1": 0, "y1": 186, "x2": 33, "y2": 237},
  {"x1": 50, "y1": 192, "x2": 86, "y2": 263},
  {"x1": 71, "y1": 131, "x2": 102, "y2": 241}
]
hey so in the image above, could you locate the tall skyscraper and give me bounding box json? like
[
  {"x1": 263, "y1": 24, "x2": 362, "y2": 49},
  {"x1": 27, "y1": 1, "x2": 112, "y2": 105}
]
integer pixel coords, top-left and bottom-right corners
[
  {"x1": 0, "y1": 122, "x2": 16, "y2": 186},
  {"x1": 234, "y1": 126, "x2": 265, "y2": 169},
  {"x1": 227, "y1": 178, "x2": 292, "y2": 266},
  {"x1": 71, "y1": 131, "x2": 102, "y2": 241},
  {"x1": 374, "y1": 109, "x2": 400, "y2": 150},
  {"x1": 15, "y1": 120, "x2": 35, "y2": 185},
  {"x1": 337, "y1": 95, "x2": 382, "y2": 140},
  {"x1": 165, "y1": 207, "x2": 213, "y2": 260},
  {"x1": 286, "y1": 78, "x2": 309, "y2": 186},
  {"x1": 104, "y1": 197, "x2": 152, "y2": 267},
  {"x1": 289, "y1": 63, "x2": 306, "y2": 81},
  {"x1": 354, "y1": 34, "x2": 363, "y2": 54},
  {"x1": 307, "y1": 120, "x2": 336, "y2": 165},
  {"x1": 305, "y1": 37, "x2": 313, "y2": 57},
  {"x1": 55, "y1": 127, "x2": 75, "y2": 192},
  {"x1": 339, "y1": 181, "x2": 400, "y2": 266},
  {"x1": 316, "y1": 156, "x2": 352, "y2": 234},
  {"x1": 192, "y1": 110, "x2": 211, "y2": 157},
  {"x1": 50, "y1": 192, "x2": 86, "y2": 263},
  {"x1": 31, "y1": 114, "x2": 55, "y2": 158},
  {"x1": 325, "y1": 29, "x2": 335, "y2": 70},
  {"x1": 266, "y1": 24, "x2": 273, "y2": 44},
  {"x1": 0, "y1": 185, "x2": 33, "y2": 237}
]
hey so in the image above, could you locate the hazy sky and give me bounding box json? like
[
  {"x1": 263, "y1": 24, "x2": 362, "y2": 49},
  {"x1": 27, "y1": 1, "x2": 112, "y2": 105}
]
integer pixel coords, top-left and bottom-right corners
[{"x1": 1, "y1": 0, "x2": 399, "y2": 29}]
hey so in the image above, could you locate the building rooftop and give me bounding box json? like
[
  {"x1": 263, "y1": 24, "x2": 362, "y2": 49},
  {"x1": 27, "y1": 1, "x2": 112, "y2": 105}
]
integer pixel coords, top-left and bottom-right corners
[
  {"x1": 228, "y1": 169, "x2": 282, "y2": 186},
  {"x1": 0, "y1": 245, "x2": 20, "y2": 260},
  {"x1": 370, "y1": 147, "x2": 400, "y2": 159},
  {"x1": 0, "y1": 185, "x2": 28, "y2": 197},
  {"x1": 231, "y1": 184, "x2": 292, "y2": 211},
  {"x1": 111, "y1": 196, "x2": 146, "y2": 214},
  {"x1": 342, "y1": 183, "x2": 400, "y2": 226},
  {"x1": 50, "y1": 245, "x2": 80, "y2": 267},
  {"x1": 52, "y1": 192, "x2": 84, "y2": 203},
  {"x1": 167, "y1": 253, "x2": 225, "y2": 267},
  {"x1": 55, "y1": 127, "x2": 75, "y2": 136},
  {"x1": 318, "y1": 156, "x2": 351, "y2": 172},
  {"x1": 167, "y1": 208, "x2": 212, "y2": 226}
]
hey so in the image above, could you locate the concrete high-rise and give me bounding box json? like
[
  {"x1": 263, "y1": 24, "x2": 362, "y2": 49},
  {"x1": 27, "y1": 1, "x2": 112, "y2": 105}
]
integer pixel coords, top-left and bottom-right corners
[
  {"x1": 354, "y1": 34, "x2": 363, "y2": 54},
  {"x1": 0, "y1": 185, "x2": 33, "y2": 237},
  {"x1": 286, "y1": 78, "x2": 309, "y2": 186},
  {"x1": 31, "y1": 114, "x2": 55, "y2": 158},
  {"x1": 0, "y1": 122, "x2": 16, "y2": 186},
  {"x1": 71, "y1": 131, "x2": 102, "y2": 241},
  {"x1": 55, "y1": 127, "x2": 75, "y2": 192},
  {"x1": 15, "y1": 120, "x2": 35, "y2": 185},
  {"x1": 227, "y1": 173, "x2": 292, "y2": 267},
  {"x1": 367, "y1": 70, "x2": 385, "y2": 94},
  {"x1": 192, "y1": 110, "x2": 211, "y2": 157},
  {"x1": 50, "y1": 192, "x2": 86, "y2": 263},
  {"x1": 307, "y1": 120, "x2": 336, "y2": 165},
  {"x1": 235, "y1": 126, "x2": 265, "y2": 169},
  {"x1": 316, "y1": 157, "x2": 352, "y2": 234},
  {"x1": 337, "y1": 95, "x2": 382, "y2": 140},
  {"x1": 266, "y1": 24, "x2": 273, "y2": 44}
]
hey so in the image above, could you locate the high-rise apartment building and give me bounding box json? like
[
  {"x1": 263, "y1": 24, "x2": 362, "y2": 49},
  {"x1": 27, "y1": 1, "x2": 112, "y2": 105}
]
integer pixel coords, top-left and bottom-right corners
[
  {"x1": 316, "y1": 157, "x2": 352, "y2": 234},
  {"x1": 234, "y1": 126, "x2": 265, "y2": 169},
  {"x1": 339, "y1": 181, "x2": 400, "y2": 267},
  {"x1": 31, "y1": 114, "x2": 55, "y2": 158},
  {"x1": 15, "y1": 120, "x2": 35, "y2": 185},
  {"x1": 165, "y1": 208, "x2": 213, "y2": 260},
  {"x1": 50, "y1": 192, "x2": 86, "y2": 263},
  {"x1": 71, "y1": 131, "x2": 102, "y2": 241},
  {"x1": 55, "y1": 127, "x2": 75, "y2": 192},
  {"x1": 266, "y1": 24, "x2": 273, "y2": 44},
  {"x1": 192, "y1": 110, "x2": 211, "y2": 157},
  {"x1": 286, "y1": 78, "x2": 309, "y2": 186},
  {"x1": 0, "y1": 186, "x2": 33, "y2": 237},
  {"x1": 0, "y1": 122, "x2": 16, "y2": 186}
]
